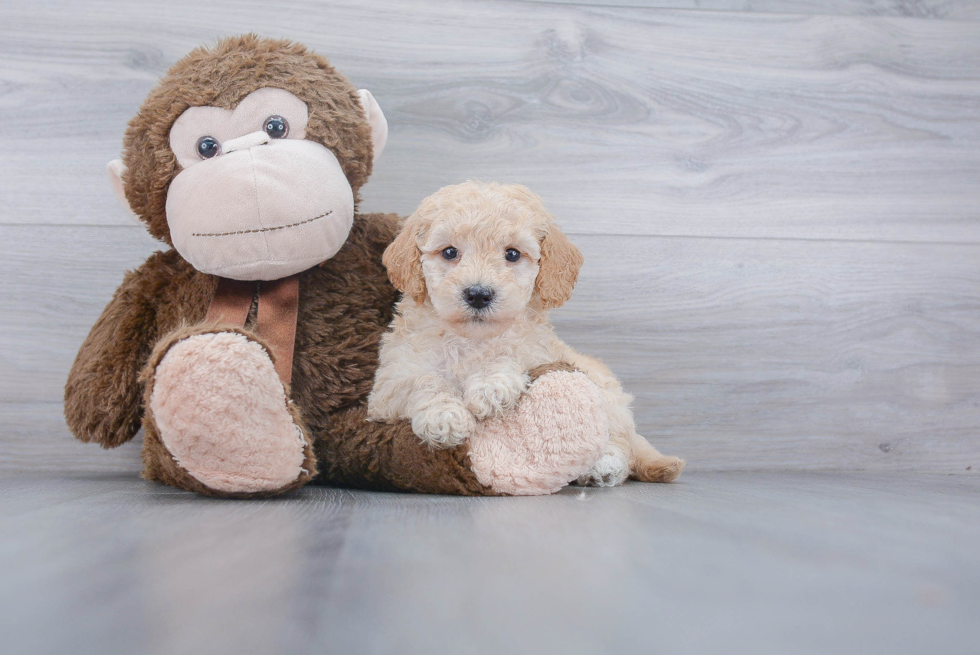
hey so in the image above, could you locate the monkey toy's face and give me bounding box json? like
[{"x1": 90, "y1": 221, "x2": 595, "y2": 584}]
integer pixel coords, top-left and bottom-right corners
[
  {"x1": 165, "y1": 87, "x2": 359, "y2": 280},
  {"x1": 109, "y1": 37, "x2": 388, "y2": 281}
]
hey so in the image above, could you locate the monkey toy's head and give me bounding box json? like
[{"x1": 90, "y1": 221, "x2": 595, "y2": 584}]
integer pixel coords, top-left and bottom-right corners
[{"x1": 109, "y1": 35, "x2": 388, "y2": 281}]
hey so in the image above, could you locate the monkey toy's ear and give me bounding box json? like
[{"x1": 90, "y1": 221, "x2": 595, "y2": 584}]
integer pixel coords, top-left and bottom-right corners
[
  {"x1": 107, "y1": 159, "x2": 139, "y2": 221},
  {"x1": 357, "y1": 89, "x2": 388, "y2": 163}
]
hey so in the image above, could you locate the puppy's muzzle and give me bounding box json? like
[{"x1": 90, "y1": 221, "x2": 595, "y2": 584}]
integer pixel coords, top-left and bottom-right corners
[{"x1": 462, "y1": 285, "x2": 495, "y2": 310}]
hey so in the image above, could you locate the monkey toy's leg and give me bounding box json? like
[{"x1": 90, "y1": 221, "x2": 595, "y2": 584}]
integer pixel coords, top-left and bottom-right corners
[
  {"x1": 313, "y1": 363, "x2": 609, "y2": 496},
  {"x1": 466, "y1": 364, "x2": 610, "y2": 495},
  {"x1": 139, "y1": 325, "x2": 317, "y2": 498},
  {"x1": 139, "y1": 339, "x2": 607, "y2": 497}
]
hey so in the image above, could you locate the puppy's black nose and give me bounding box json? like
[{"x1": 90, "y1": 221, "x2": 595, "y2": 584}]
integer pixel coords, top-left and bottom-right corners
[{"x1": 463, "y1": 285, "x2": 495, "y2": 309}]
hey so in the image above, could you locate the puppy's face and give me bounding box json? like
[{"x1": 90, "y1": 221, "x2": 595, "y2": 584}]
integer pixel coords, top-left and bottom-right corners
[
  {"x1": 420, "y1": 209, "x2": 543, "y2": 338},
  {"x1": 384, "y1": 182, "x2": 584, "y2": 339}
]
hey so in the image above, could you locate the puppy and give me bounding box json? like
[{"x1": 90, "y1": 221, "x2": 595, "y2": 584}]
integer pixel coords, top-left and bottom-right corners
[{"x1": 367, "y1": 181, "x2": 684, "y2": 486}]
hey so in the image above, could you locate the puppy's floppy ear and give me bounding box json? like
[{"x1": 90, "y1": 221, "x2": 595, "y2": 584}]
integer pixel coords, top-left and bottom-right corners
[
  {"x1": 535, "y1": 222, "x2": 584, "y2": 309},
  {"x1": 383, "y1": 213, "x2": 427, "y2": 304}
]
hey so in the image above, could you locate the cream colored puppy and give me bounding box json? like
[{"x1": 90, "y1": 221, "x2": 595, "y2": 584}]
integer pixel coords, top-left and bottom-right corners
[{"x1": 367, "y1": 181, "x2": 684, "y2": 486}]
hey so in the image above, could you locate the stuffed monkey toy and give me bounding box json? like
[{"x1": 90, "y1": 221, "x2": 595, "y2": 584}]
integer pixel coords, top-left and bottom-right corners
[{"x1": 64, "y1": 35, "x2": 611, "y2": 498}]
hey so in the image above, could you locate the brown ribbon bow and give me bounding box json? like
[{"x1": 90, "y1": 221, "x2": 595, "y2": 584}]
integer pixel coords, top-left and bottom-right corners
[{"x1": 204, "y1": 275, "x2": 300, "y2": 385}]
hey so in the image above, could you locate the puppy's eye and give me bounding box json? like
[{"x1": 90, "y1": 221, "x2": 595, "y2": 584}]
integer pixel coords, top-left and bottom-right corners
[
  {"x1": 442, "y1": 247, "x2": 459, "y2": 261},
  {"x1": 504, "y1": 248, "x2": 521, "y2": 263}
]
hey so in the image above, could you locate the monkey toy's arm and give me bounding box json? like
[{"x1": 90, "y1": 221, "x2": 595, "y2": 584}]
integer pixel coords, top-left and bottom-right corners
[{"x1": 64, "y1": 250, "x2": 197, "y2": 448}]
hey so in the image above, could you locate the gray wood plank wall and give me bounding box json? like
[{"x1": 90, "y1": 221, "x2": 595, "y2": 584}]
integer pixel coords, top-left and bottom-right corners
[
  {"x1": 523, "y1": 0, "x2": 980, "y2": 20},
  {"x1": 1, "y1": 0, "x2": 978, "y2": 473}
]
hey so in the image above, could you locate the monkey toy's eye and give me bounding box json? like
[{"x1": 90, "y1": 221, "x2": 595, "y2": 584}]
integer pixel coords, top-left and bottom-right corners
[
  {"x1": 504, "y1": 248, "x2": 521, "y2": 263},
  {"x1": 196, "y1": 136, "x2": 221, "y2": 159},
  {"x1": 263, "y1": 115, "x2": 289, "y2": 139},
  {"x1": 441, "y1": 247, "x2": 459, "y2": 261}
]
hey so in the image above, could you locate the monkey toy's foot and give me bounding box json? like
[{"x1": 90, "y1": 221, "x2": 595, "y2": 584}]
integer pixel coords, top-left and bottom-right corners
[
  {"x1": 141, "y1": 327, "x2": 316, "y2": 497},
  {"x1": 466, "y1": 365, "x2": 609, "y2": 496}
]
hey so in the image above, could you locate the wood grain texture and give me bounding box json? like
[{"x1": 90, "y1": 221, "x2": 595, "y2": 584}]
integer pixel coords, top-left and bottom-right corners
[
  {"x1": 0, "y1": 226, "x2": 160, "y2": 406},
  {"x1": 520, "y1": 0, "x2": 980, "y2": 21},
  {"x1": 560, "y1": 234, "x2": 980, "y2": 471},
  {"x1": 4, "y1": 225, "x2": 977, "y2": 472},
  {"x1": 1, "y1": 0, "x2": 979, "y2": 242},
  {"x1": 2, "y1": 1, "x2": 978, "y2": 473},
  {"x1": 0, "y1": 403, "x2": 142, "y2": 474},
  {"x1": 2, "y1": 472, "x2": 978, "y2": 654}
]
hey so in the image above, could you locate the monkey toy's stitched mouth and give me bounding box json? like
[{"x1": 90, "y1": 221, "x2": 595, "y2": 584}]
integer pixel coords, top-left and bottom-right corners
[{"x1": 191, "y1": 209, "x2": 333, "y2": 238}]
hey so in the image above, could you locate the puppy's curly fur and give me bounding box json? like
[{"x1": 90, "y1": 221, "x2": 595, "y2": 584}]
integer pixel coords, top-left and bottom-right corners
[{"x1": 368, "y1": 181, "x2": 684, "y2": 485}]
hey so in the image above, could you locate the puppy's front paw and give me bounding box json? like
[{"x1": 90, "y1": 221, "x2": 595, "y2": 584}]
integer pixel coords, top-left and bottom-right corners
[
  {"x1": 576, "y1": 452, "x2": 630, "y2": 487},
  {"x1": 412, "y1": 402, "x2": 476, "y2": 448},
  {"x1": 464, "y1": 372, "x2": 530, "y2": 420}
]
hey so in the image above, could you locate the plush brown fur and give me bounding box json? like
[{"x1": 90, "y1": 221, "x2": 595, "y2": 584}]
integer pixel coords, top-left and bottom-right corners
[{"x1": 64, "y1": 249, "x2": 216, "y2": 448}]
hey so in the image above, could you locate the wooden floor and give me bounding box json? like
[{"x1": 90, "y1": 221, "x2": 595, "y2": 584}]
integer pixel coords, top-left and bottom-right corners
[{"x1": 0, "y1": 471, "x2": 976, "y2": 655}]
